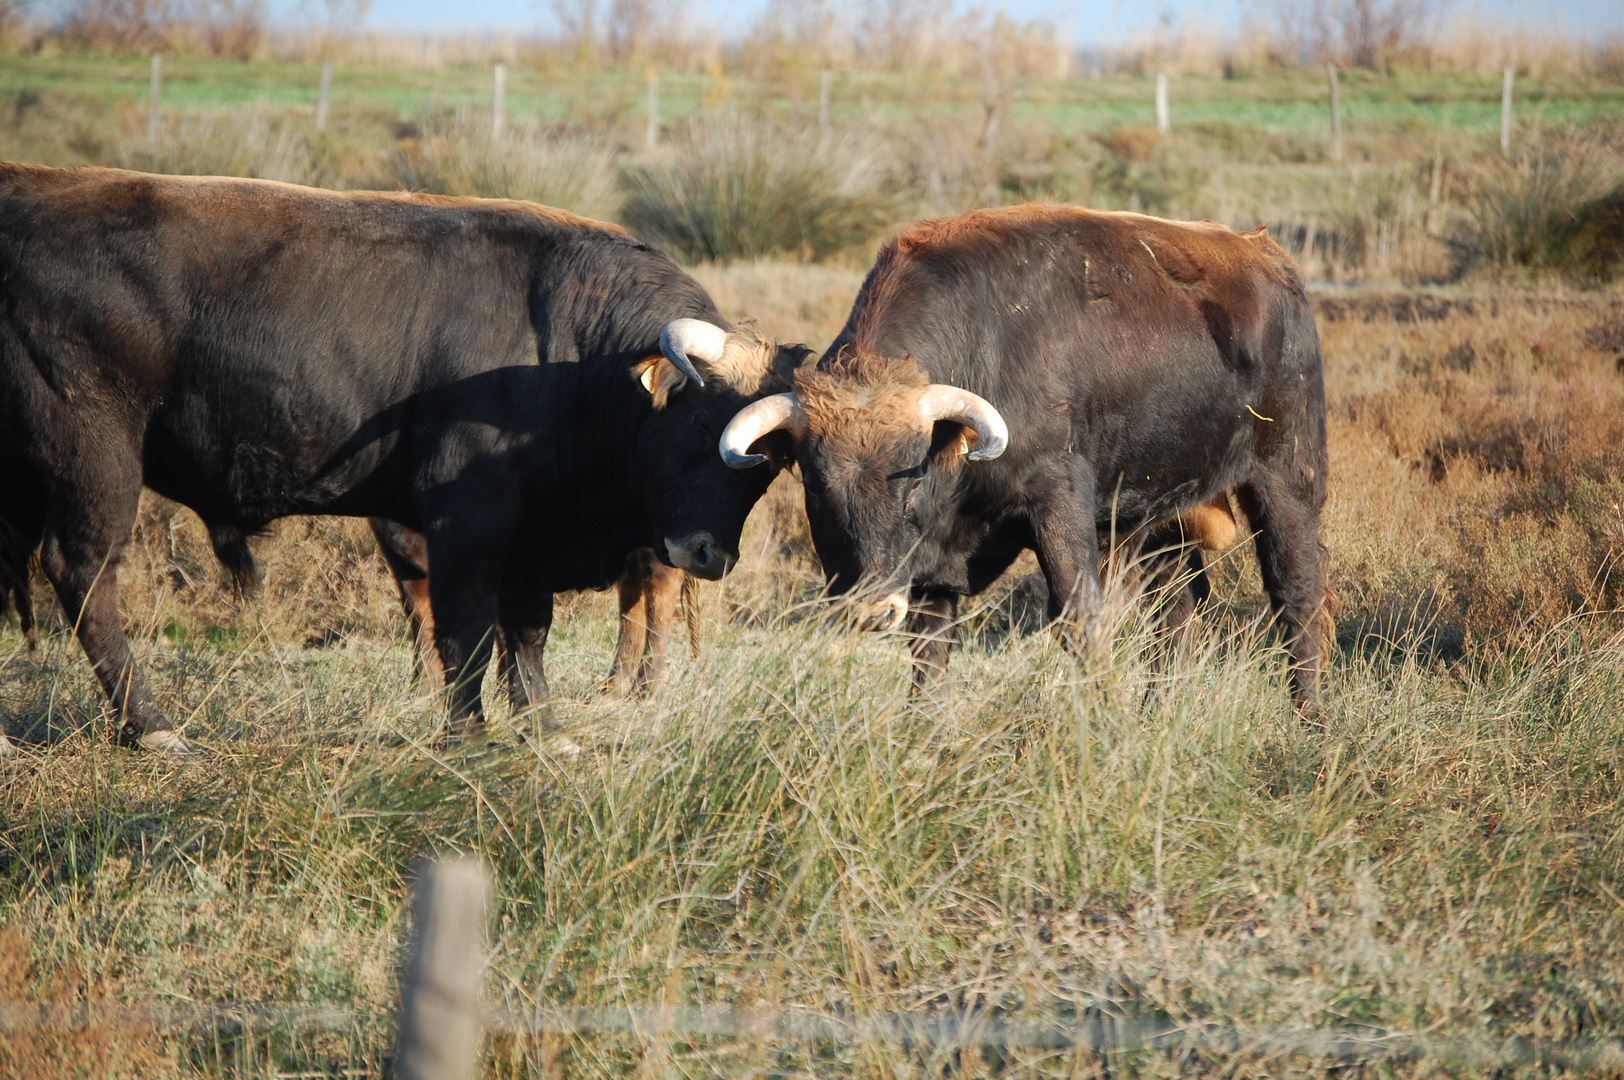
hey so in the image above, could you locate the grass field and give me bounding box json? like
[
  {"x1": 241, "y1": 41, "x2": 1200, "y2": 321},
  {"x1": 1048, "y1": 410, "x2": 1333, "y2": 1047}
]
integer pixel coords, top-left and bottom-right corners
[
  {"x1": 4, "y1": 55, "x2": 1620, "y2": 286},
  {"x1": 2, "y1": 56, "x2": 1620, "y2": 133},
  {"x1": 2, "y1": 55, "x2": 1624, "y2": 1079}
]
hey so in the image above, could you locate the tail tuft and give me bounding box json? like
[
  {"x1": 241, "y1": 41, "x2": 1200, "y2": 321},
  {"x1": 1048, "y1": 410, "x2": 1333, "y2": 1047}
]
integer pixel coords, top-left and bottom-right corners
[
  {"x1": 680, "y1": 573, "x2": 701, "y2": 659},
  {"x1": 208, "y1": 525, "x2": 261, "y2": 594},
  {"x1": 0, "y1": 517, "x2": 39, "y2": 649}
]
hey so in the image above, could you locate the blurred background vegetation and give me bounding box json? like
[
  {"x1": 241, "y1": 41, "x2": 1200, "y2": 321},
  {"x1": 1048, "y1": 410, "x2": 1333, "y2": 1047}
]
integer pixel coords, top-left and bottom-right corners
[{"x1": 0, "y1": 0, "x2": 1619, "y2": 280}]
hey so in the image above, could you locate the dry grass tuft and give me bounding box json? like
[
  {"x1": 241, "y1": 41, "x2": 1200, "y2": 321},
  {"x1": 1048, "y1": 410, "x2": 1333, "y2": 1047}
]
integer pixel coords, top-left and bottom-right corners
[
  {"x1": 380, "y1": 115, "x2": 619, "y2": 220},
  {"x1": 0, "y1": 927, "x2": 172, "y2": 1078},
  {"x1": 620, "y1": 117, "x2": 895, "y2": 264},
  {"x1": 1464, "y1": 133, "x2": 1624, "y2": 282}
]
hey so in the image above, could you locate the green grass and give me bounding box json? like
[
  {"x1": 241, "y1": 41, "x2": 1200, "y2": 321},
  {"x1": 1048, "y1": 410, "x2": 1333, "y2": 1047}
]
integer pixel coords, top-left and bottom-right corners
[
  {"x1": 4, "y1": 579, "x2": 1623, "y2": 1077},
  {"x1": 1, "y1": 57, "x2": 1619, "y2": 138}
]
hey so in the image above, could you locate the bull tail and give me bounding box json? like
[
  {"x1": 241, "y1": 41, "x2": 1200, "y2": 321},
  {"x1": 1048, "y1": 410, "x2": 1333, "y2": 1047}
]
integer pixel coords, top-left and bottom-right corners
[
  {"x1": 0, "y1": 518, "x2": 39, "y2": 650},
  {"x1": 680, "y1": 572, "x2": 701, "y2": 659},
  {"x1": 0, "y1": 472, "x2": 46, "y2": 651},
  {"x1": 208, "y1": 524, "x2": 261, "y2": 594}
]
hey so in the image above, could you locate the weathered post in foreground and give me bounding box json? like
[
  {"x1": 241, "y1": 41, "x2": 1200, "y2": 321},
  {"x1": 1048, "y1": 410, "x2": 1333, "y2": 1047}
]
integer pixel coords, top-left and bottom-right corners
[
  {"x1": 646, "y1": 68, "x2": 659, "y2": 149},
  {"x1": 1326, "y1": 63, "x2": 1342, "y2": 162},
  {"x1": 493, "y1": 62, "x2": 507, "y2": 138},
  {"x1": 148, "y1": 55, "x2": 162, "y2": 144},
  {"x1": 1500, "y1": 65, "x2": 1514, "y2": 155},
  {"x1": 394, "y1": 858, "x2": 490, "y2": 1080},
  {"x1": 316, "y1": 61, "x2": 333, "y2": 130},
  {"x1": 819, "y1": 69, "x2": 832, "y2": 128},
  {"x1": 1155, "y1": 71, "x2": 1169, "y2": 135}
]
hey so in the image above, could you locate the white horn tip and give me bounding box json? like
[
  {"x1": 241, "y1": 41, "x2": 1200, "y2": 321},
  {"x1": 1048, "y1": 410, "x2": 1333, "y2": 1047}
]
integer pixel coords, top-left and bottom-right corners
[
  {"x1": 662, "y1": 318, "x2": 728, "y2": 363},
  {"x1": 720, "y1": 442, "x2": 767, "y2": 470}
]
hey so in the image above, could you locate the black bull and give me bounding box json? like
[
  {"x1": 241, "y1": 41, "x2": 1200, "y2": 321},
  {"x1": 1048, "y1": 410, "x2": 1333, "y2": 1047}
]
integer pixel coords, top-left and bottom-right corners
[
  {"x1": 0, "y1": 163, "x2": 803, "y2": 752},
  {"x1": 719, "y1": 206, "x2": 1330, "y2": 715}
]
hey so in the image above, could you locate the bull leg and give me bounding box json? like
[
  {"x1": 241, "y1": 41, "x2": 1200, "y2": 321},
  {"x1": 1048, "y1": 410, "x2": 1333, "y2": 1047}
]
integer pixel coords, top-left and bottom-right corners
[
  {"x1": 635, "y1": 557, "x2": 685, "y2": 692},
  {"x1": 1236, "y1": 480, "x2": 1327, "y2": 722},
  {"x1": 607, "y1": 551, "x2": 652, "y2": 696},
  {"x1": 1028, "y1": 472, "x2": 1103, "y2": 652},
  {"x1": 497, "y1": 558, "x2": 554, "y2": 722},
  {"x1": 403, "y1": 577, "x2": 446, "y2": 685},
  {"x1": 423, "y1": 542, "x2": 501, "y2": 741},
  {"x1": 1137, "y1": 526, "x2": 1212, "y2": 639},
  {"x1": 907, "y1": 594, "x2": 957, "y2": 693},
  {"x1": 39, "y1": 461, "x2": 182, "y2": 752},
  {"x1": 369, "y1": 519, "x2": 444, "y2": 684}
]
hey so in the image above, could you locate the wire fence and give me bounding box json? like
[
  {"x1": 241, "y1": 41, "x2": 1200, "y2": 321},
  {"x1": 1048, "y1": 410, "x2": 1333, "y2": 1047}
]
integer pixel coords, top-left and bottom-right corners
[
  {"x1": 5, "y1": 859, "x2": 1623, "y2": 1077},
  {"x1": 5, "y1": 996, "x2": 1624, "y2": 1073}
]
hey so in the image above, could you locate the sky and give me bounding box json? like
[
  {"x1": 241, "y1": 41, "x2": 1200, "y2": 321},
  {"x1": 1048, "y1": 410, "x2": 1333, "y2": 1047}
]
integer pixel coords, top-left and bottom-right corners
[{"x1": 318, "y1": 0, "x2": 1624, "y2": 44}]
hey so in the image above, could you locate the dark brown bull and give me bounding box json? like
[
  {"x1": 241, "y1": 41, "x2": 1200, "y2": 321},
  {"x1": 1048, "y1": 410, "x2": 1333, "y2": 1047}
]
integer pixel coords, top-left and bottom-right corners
[
  {"x1": 0, "y1": 163, "x2": 805, "y2": 752},
  {"x1": 720, "y1": 206, "x2": 1329, "y2": 714}
]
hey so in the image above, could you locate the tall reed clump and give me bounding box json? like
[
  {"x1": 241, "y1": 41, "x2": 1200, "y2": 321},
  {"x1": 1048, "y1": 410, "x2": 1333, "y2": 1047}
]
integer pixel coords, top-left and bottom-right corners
[
  {"x1": 619, "y1": 117, "x2": 896, "y2": 264},
  {"x1": 1465, "y1": 135, "x2": 1624, "y2": 281},
  {"x1": 383, "y1": 115, "x2": 619, "y2": 221}
]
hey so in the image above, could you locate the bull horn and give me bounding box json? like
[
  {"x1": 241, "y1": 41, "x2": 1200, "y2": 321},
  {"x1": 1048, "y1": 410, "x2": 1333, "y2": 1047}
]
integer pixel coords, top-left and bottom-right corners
[
  {"x1": 919, "y1": 385, "x2": 1008, "y2": 461},
  {"x1": 719, "y1": 393, "x2": 805, "y2": 469},
  {"x1": 660, "y1": 318, "x2": 728, "y2": 388}
]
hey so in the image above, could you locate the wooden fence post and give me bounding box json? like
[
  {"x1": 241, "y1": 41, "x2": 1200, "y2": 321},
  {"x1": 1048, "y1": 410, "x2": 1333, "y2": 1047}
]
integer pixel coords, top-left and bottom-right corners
[
  {"x1": 394, "y1": 858, "x2": 490, "y2": 1080},
  {"x1": 148, "y1": 55, "x2": 161, "y2": 144},
  {"x1": 493, "y1": 62, "x2": 507, "y2": 138},
  {"x1": 819, "y1": 69, "x2": 832, "y2": 128},
  {"x1": 316, "y1": 60, "x2": 333, "y2": 131},
  {"x1": 1500, "y1": 65, "x2": 1513, "y2": 155},
  {"x1": 1326, "y1": 63, "x2": 1342, "y2": 162},
  {"x1": 1155, "y1": 71, "x2": 1169, "y2": 136},
  {"x1": 646, "y1": 68, "x2": 659, "y2": 149}
]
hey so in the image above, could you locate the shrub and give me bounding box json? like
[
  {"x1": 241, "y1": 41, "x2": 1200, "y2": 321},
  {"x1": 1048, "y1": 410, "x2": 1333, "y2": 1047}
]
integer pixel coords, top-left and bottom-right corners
[
  {"x1": 114, "y1": 108, "x2": 326, "y2": 185},
  {"x1": 1464, "y1": 137, "x2": 1624, "y2": 280},
  {"x1": 619, "y1": 116, "x2": 895, "y2": 264},
  {"x1": 383, "y1": 115, "x2": 619, "y2": 221},
  {"x1": 1088, "y1": 129, "x2": 1207, "y2": 215}
]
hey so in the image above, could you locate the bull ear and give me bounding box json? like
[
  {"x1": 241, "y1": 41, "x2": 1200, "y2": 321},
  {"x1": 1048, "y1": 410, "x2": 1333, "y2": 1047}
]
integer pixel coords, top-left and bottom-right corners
[
  {"x1": 927, "y1": 420, "x2": 976, "y2": 466},
  {"x1": 633, "y1": 356, "x2": 690, "y2": 409}
]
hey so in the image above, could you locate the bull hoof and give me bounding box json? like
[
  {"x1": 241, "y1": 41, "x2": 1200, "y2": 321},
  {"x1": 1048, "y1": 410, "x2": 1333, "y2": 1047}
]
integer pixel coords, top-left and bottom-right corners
[
  {"x1": 438, "y1": 723, "x2": 488, "y2": 749},
  {"x1": 137, "y1": 729, "x2": 190, "y2": 755}
]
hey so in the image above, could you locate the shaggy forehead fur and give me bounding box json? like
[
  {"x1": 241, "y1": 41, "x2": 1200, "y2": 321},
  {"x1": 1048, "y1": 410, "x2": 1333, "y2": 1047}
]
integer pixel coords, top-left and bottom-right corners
[
  {"x1": 793, "y1": 350, "x2": 933, "y2": 466},
  {"x1": 711, "y1": 324, "x2": 782, "y2": 396}
]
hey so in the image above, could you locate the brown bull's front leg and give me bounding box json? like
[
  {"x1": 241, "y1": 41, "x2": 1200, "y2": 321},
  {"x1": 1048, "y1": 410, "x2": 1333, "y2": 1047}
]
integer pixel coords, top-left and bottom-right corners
[
  {"x1": 1028, "y1": 468, "x2": 1104, "y2": 656},
  {"x1": 907, "y1": 594, "x2": 957, "y2": 693}
]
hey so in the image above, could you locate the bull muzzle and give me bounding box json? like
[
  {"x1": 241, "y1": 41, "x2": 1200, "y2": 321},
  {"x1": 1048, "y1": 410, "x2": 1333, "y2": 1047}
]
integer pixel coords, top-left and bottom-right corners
[
  {"x1": 663, "y1": 532, "x2": 735, "y2": 580},
  {"x1": 854, "y1": 592, "x2": 909, "y2": 632}
]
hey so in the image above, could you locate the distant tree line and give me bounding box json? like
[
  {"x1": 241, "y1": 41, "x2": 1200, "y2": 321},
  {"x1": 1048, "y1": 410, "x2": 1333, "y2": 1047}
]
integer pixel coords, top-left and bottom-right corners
[{"x1": 0, "y1": 0, "x2": 1617, "y2": 79}]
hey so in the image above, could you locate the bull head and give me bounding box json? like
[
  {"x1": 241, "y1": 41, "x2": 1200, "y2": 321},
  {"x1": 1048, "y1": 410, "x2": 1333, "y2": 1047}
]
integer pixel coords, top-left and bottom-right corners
[
  {"x1": 718, "y1": 385, "x2": 1007, "y2": 468},
  {"x1": 717, "y1": 353, "x2": 1009, "y2": 629},
  {"x1": 635, "y1": 318, "x2": 810, "y2": 580}
]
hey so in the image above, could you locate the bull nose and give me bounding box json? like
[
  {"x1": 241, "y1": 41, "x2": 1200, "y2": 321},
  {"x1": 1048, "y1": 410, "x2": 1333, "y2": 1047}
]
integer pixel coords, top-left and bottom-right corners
[
  {"x1": 665, "y1": 533, "x2": 735, "y2": 580},
  {"x1": 855, "y1": 592, "x2": 909, "y2": 632}
]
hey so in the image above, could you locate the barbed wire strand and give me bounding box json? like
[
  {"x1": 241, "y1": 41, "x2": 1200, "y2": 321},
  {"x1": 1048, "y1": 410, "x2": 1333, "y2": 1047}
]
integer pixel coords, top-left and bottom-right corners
[{"x1": 3, "y1": 1000, "x2": 1623, "y2": 1071}]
